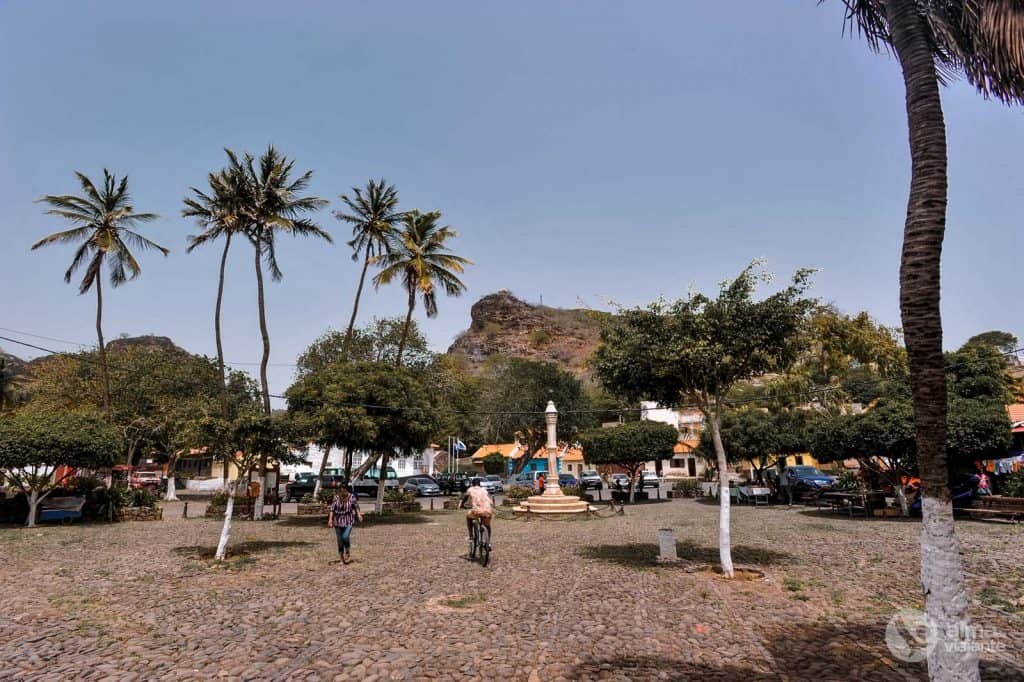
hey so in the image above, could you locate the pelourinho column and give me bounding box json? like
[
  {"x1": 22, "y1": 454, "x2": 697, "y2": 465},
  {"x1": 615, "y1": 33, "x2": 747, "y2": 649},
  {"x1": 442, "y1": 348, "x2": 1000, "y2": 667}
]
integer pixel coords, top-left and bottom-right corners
[{"x1": 543, "y1": 400, "x2": 563, "y2": 497}]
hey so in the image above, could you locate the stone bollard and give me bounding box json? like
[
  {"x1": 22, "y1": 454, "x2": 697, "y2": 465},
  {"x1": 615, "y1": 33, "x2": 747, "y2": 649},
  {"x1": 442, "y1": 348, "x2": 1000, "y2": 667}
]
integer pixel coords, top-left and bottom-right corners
[
  {"x1": 182, "y1": 501, "x2": 188, "y2": 519},
  {"x1": 657, "y1": 528, "x2": 679, "y2": 563}
]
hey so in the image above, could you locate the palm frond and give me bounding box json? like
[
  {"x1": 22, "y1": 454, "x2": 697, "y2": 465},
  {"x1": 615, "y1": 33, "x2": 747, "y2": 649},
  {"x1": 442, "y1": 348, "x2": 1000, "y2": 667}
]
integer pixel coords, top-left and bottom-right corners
[{"x1": 31, "y1": 226, "x2": 94, "y2": 249}]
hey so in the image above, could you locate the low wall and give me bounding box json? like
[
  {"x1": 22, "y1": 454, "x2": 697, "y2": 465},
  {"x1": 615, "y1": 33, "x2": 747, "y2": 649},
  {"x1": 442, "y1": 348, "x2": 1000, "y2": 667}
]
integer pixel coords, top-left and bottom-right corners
[{"x1": 120, "y1": 506, "x2": 163, "y2": 522}]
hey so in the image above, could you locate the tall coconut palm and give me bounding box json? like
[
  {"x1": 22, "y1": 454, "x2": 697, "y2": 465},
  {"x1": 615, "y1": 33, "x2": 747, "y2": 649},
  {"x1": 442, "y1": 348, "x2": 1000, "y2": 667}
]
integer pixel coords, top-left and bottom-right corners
[
  {"x1": 834, "y1": 2, "x2": 1024, "y2": 678},
  {"x1": 31, "y1": 170, "x2": 168, "y2": 417},
  {"x1": 239, "y1": 146, "x2": 331, "y2": 417},
  {"x1": 334, "y1": 179, "x2": 405, "y2": 356},
  {"x1": 183, "y1": 151, "x2": 251, "y2": 421},
  {"x1": 237, "y1": 146, "x2": 330, "y2": 520},
  {"x1": 374, "y1": 210, "x2": 471, "y2": 366}
]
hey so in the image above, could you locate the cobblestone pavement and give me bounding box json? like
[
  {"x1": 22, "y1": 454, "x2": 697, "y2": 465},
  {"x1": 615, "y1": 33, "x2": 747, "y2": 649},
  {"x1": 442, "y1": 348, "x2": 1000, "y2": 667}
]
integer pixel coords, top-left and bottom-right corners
[{"x1": 1, "y1": 499, "x2": 1022, "y2": 681}]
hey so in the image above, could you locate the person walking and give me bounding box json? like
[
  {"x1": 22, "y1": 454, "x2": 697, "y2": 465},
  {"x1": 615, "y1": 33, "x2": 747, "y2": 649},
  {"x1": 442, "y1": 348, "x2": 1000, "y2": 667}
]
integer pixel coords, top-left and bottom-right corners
[
  {"x1": 328, "y1": 486, "x2": 362, "y2": 564},
  {"x1": 537, "y1": 472, "x2": 546, "y2": 495}
]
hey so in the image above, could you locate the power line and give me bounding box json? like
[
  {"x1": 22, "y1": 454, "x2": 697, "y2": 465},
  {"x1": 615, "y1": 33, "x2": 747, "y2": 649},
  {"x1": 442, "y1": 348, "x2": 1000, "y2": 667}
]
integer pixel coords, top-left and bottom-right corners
[{"x1": 2, "y1": 331, "x2": 1020, "y2": 417}]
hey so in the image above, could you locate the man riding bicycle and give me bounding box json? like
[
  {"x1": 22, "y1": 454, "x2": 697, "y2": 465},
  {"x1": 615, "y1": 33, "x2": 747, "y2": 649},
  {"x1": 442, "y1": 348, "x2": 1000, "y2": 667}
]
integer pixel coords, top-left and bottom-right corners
[{"x1": 461, "y1": 477, "x2": 494, "y2": 549}]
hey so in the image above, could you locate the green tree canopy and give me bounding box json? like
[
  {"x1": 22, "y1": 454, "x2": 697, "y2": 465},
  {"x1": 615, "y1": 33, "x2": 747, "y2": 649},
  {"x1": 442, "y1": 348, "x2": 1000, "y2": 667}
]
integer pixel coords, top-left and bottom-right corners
[
  {"x1": 295, "y1": 317, "x2": 433, "y2": 378},
  {"x1": 577, "y1": 421, "x2": 678, "y2": 501}
]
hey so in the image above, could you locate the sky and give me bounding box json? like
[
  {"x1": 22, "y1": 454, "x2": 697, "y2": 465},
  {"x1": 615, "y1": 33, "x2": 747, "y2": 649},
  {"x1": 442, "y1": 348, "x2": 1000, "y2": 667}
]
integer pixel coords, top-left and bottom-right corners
[{"x1": 1, "y1": 1, "x2": 1022, "y2": 407}]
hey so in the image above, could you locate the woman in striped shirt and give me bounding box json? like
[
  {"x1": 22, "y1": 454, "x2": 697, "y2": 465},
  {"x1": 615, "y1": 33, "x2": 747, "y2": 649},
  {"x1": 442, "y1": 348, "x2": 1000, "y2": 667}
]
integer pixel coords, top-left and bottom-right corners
[{"x1": 328, "y1": 486, "x2": 362, "y2": 564}]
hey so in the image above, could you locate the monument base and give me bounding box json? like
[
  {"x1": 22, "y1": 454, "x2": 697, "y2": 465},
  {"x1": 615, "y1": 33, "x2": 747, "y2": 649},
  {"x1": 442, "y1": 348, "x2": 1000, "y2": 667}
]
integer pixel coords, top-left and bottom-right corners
[{"x1": 513, "y1": 493, "x2": 592, "y2": 515}]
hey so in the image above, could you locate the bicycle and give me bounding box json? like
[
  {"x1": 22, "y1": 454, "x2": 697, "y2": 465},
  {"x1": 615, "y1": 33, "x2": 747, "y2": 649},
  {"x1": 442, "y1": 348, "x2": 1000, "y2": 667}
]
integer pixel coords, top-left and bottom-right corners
[{"x1": 468, "y1": 515, "x2": 491, "y2": 567}]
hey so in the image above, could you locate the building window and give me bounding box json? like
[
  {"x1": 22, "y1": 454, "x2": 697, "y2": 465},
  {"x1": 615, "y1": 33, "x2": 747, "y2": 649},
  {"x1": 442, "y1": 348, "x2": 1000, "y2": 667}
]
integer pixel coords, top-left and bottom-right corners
[{"x1": 795, "y1": 455, "x2": 804, "y2": 466}]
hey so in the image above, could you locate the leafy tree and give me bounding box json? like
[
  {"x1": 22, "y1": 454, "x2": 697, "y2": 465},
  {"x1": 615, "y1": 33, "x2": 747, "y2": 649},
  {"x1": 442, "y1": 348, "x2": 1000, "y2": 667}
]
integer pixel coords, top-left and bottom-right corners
[
  {"x1": 469, "y1": 357, "x2": 598, "y2": 471},
  {"x1": 697, "y1": 409, "x2": 811, "y2": 484},
  {"x1": 374, "y1": 210, "x2": 470, "y2": 365},
  {"x1": 0, "y1": 357, "x2": 25, "y2": 412},
  {"x1": 963, "y1": 330, "x2": 1018, "y2": 355},
  {"x1": 30, "y1": 169, "x2": 168, "y2": 417},
  {"x1": 22, "y1": 344, "x2": 257, "y2": 474},
  {"x1": 481, "y1": 452, "x2": 506, "y2": 475},
  {"x1": 285, "y1": 361, "x2": 436, "y2": 512},
  {"x1": 577, "y1": 421, "x2": 677, "y2": 502},
  {"x1": 295, "y1": 318, "x2": 433, "y2": 379},
  {"x1": 0, "y1": 410, "x2": 120, "y2": 527},
  {"x1": 831, "y1": 3, "x2": 1024, "y2": 675},
  {"x1": 334, "y1": 179, "x2": 406, "y2": 356},
  {"x1": 593, "y1": 264, "x2": 814, "y2": 576},
  {"x1": 183, "y1": 152, "x2": 252, "y2": 418}
]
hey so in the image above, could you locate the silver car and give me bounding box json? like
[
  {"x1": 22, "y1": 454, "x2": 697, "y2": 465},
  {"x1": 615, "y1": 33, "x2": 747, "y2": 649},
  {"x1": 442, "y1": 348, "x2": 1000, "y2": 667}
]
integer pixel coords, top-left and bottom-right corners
[
  {"x1": 483, "y1": 475, "x2": 504, "y2": 494},
  {"x1": 402, "y1": 477, "x2": 442, "y2": 496}
]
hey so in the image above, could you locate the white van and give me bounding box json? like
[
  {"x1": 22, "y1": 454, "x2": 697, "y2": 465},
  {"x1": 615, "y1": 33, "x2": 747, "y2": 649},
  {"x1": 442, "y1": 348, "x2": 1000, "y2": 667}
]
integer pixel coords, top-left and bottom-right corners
[{"x1": 513, "y1": 470, "x2": 548, "y2": 490}]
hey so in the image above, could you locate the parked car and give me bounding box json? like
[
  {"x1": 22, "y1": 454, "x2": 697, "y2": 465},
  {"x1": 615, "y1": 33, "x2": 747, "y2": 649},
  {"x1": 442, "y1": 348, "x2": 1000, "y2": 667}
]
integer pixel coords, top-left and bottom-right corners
[
  {"x1": 351, "y1": 467, "x2": 399, "y2": 497},
  {"x1": 512, "y1": 470, "x2": 547, "y2": 491},
  {"x1": 639, "y1": 471, "x2": 660, "y2": 489},
  {"x1": 579, "y1": 470, "x2": 603, "y2": 490},
  {"x1": 130, "y1": 471, "x2": 162, "y2": 492},
  {"x1": 481, "y1": 475, "x2": 504, "y2": 495},
  {"x1": 284, "y1": 471, "x2": 348, "y2": 502},
  {"x1": 402, "y1": 476, "x2": 442, "y2": 496},
  {"x1": 609, "y1": 473, "x2": 631, "y2": 491},
  {"x1": 558, "y1": 473, "x2": 579, "y2": 488},
  {"x1": 436, "y1": 472, "x2": 473, "y2": 495},
  {"x1": 783, "y1": 466, "x2": 836, "y2": 500}
]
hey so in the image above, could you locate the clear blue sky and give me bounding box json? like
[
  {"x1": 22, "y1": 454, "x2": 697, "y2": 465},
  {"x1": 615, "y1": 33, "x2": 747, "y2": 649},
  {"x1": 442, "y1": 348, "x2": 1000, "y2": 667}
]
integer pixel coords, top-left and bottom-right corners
[{"x1": 2, "y1": 1, "x2": 1021, "y2": 406}]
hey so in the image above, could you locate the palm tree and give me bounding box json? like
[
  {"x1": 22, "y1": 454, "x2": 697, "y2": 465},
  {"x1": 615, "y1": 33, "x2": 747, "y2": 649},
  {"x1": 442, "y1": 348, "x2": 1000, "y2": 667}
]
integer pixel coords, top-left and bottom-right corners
[
  {"x1": 334, "y1": 179, "x2": 405, "y2": 356},
  {"x1": 834, "y1": 2, "x2": 1024, "y2": 678},
  {"x1": 183, "y1": 151, "x2": 251, "y2": 419},
  {"x1": 239, "y1": 146, "x2": 331, "y2": 416},
  {"x1": 31, "y1": 170, "x2": 168, "y2": 417},
  {"x1": 374, "y1": 210, "x2": 471, "y2": 366}
]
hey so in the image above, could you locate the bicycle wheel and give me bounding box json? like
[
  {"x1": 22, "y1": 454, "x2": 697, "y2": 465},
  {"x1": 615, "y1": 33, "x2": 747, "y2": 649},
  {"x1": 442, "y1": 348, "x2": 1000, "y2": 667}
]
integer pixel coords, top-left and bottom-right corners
[
  {"x1": 469, "y1": 522, "x2": 479, "y2": 559},
  {"x1": 478, "y1": 524, "x2": 490, "y2": 567}
]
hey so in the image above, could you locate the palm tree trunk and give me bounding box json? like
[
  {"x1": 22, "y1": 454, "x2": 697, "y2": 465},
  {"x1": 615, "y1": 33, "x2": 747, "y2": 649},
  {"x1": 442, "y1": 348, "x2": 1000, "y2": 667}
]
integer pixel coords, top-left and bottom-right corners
[
  {"x1": 254, "y1": 239, "x2": 272, "y2": 416},
  {"x1": 215, "y1": 233, "x2": 233, "y2": 419},
  {"x1": 95, "y1": 269, "x2": 111, "y2": 419},
  {"x1": 253, "y1": 237, "x2": 271, "y2": 521},
  {"x1": 396, "y1": 287, "x2": 415, "y2": 366},
  {"x1": 343, "y1": 243, "x2": 372, "y2": 356},
  {"x1": 887, "y1": 1, "x2": 977, "y2": 678}
]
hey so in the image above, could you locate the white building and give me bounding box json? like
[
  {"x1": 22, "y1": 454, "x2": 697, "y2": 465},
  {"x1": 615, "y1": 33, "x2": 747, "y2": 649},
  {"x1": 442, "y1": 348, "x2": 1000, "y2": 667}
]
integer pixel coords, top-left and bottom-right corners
[
  {"x1": 280, "y1": 444, "x2": 442, "y2": 480},
  {"x1": 639, "y1": 401, "x2": 709, "y2": 479}
]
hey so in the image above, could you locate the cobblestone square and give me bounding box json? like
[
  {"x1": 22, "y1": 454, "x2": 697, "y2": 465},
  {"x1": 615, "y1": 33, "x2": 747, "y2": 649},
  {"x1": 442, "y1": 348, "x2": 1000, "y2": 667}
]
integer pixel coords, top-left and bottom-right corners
[{"x1": 1, "y1": 499, "x2": 1022, "y2": 681}]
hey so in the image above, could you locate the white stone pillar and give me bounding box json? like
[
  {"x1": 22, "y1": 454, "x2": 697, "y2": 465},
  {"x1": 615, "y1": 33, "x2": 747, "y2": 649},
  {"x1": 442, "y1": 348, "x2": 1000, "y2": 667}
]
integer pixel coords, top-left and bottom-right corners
[{"x1": 543, "y1": 401, "x2": 562, "y2": 496}]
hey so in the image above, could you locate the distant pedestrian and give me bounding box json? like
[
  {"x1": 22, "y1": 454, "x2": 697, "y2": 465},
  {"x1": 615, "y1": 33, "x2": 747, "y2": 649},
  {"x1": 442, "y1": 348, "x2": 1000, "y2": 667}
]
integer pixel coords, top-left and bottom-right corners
[
  {"x1": 537, "y1": 473, "x2": 546, "y2": 495},
  {"x1": 328, "y1": 486, "x2": 362, "y2": 564},
  {"x1": 780, "y1": 467, "x2": 793, "y2": 507}
]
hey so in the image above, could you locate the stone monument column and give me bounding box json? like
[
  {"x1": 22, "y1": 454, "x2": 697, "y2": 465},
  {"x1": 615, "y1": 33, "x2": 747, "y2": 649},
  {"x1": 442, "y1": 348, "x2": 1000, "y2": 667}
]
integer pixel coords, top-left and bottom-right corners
[{"x1": 543, "y1": 400, "x2": 562, "y2": 496}]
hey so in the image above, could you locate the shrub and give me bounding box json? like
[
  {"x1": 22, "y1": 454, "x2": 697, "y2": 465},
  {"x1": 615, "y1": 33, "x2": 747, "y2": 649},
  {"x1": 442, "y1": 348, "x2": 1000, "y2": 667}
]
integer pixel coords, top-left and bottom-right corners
[
  {"x1": 317, "y1": 488, "x2": 336, "y2": 504},
  {"x1": 529, "y1": 329, "x2": 552, "y2": 348},
  {"x1": 128, "y1": 488, "x2": 157, "y2": 509},
  {"x1": 833, "y1": 471, "x2": 864, "y2": 492},
  {"x1": 1000, "y1": 471, "x2": 1024, "y2": 498},
  {"x1": 88, "y1": 484, "x2": 130, "y2": 521},
  {"x1": 503, "y1": 486, "x2": 534, "y2": 501},
  {"x1": 482, "y1": 453, "x2": 506, "y2": 475},
  {"x1": 482, "y1": 321, "x2": 502, "y2": 338},
  {"x1": 71, "y1": 475, "x2": 107, "y2": 496},
  {"x1": 383, "y1": 488, "x2": 416, "y2": 503},
  {"x1": 211, "y1": 489, "x2": 229, "y2": 506},
  {"x1": 561, "y1": 485, "x2": 583, "y2": 498},
  {"x1": 672, "y1": 479, "x2": 701, "y2": 497},
  {"x1": 300, "y1": 493, "x2": 316, "y2": 504}
]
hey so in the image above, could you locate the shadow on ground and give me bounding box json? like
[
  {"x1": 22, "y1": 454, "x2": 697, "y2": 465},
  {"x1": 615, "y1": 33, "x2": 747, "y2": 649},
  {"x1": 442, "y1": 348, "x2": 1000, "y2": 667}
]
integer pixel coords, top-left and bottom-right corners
[
  {"x1": 172, "y1": 540, "x2": 313, "y2": 559},
  {"x1": 579, "y1": 541, "x2": 795, "y2": 569},
  {"x1": 274, "y1": 512, "x2": 432, "y2": 528}
]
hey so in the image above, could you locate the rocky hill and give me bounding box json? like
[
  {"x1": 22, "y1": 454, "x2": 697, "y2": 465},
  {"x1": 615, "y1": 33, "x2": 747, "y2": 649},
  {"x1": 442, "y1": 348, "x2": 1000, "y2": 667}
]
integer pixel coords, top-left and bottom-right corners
[{"x1": 447, "y1": 291, "x2": 607, "y2": 378}]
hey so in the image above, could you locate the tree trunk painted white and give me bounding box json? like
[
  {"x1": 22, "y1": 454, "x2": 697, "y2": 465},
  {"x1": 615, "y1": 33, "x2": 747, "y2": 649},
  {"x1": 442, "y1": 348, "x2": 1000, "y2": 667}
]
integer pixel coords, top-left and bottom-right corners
[
  {"x1": 374, "y1": 453, "x2": 389, "y2": 514},
  {"x1": 215, "y1": 482, "x2": 236, "y2": 561},
  {"x1": 708, "y1": 410, "x2": 735, "y2": 578},
  {"x1": 164, "y1": 475, "x2": 179, "y2": 502},
  {"x1": 896, "y1": 485, "x2": 909, "y2": 517},
  {"x1": 26, "y1": 490, "x2": 39, "y2": 528},
  {"x1": 920, "y1": 496, "x2": 978, "y2": 680},
  {"x1": 313, "y1": 477, "x2": 322, "y2": 499},
  {"x1": 252, "y1": 465, "x2": 264, "y2": 520}
]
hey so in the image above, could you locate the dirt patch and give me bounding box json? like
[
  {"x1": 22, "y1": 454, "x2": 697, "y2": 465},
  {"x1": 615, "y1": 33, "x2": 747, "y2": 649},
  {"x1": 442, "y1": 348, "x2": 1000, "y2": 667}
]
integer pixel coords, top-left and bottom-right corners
[{"x1": 427, "y1": 594, "x2": 488, "y2": 613}]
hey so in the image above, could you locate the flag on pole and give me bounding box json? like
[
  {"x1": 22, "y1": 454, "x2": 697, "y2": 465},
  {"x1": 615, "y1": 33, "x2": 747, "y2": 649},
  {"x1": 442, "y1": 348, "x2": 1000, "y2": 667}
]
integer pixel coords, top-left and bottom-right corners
[{"x1": 453, "y1": 439, "x2": 467, "y2": 453}]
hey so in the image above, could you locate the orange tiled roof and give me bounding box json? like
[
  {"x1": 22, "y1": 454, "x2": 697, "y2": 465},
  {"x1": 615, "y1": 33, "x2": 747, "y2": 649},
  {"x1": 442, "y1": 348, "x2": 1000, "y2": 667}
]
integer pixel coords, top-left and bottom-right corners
[
  {"x1": 471, "y1": 443, "x2": 521, "y2": 460},
  {"x1": 533, "y1": 446, "x2": 584, "y2": 462},
  {"x1": 1008, "y1": 404, "x2": 1024, "y2": 424}
]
